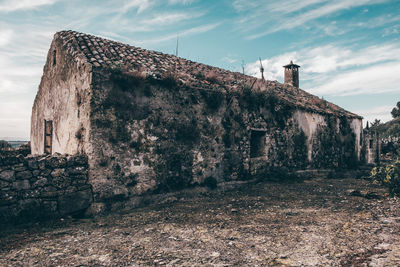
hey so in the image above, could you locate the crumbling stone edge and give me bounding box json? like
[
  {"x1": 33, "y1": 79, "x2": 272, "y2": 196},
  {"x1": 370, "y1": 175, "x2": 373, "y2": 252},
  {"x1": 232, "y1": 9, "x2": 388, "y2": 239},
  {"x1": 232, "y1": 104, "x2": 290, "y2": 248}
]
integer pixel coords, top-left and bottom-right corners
[{"x1": 0, "y1": 153, "x2": 92, "y2": 225}]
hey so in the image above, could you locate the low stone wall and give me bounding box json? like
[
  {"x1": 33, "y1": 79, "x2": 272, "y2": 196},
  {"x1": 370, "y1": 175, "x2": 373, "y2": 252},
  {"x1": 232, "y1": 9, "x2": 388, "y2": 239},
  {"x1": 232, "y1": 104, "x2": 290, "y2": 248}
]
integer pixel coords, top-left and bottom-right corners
[{"x1": 0, "y1": 154, "x2": 92, "y2": 224}]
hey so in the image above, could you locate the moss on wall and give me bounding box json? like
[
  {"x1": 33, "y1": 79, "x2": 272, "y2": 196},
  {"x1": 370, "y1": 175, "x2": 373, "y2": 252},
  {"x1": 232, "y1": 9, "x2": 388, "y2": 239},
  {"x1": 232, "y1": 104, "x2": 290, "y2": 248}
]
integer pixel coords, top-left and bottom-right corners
[
  {"x1": 311, "y1": 116, "x2": 358, "y2": 169},
  {"x1": 87, "y1": 69, "x2": 361, "y2": 202}
]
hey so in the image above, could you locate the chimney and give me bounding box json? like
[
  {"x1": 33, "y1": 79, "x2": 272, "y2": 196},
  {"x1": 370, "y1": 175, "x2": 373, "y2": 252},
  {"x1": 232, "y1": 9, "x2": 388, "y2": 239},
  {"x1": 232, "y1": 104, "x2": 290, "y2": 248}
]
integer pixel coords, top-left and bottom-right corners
[{"x1": 283, "y1": 60, "x2": 300, "y2": 88}]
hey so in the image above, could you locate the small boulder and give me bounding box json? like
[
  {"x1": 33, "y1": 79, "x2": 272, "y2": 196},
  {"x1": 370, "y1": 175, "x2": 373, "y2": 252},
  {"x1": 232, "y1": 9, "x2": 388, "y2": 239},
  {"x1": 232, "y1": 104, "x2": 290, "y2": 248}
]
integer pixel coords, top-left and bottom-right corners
[
  {"x1": 365, "y1": 191, "x2": 382, "y2": 200},
  {"x1": 0, "y1": 170, "x2": 15, "y2": 182},
  {"x1": 12, "y1": 180, "x2": 30, "y2": 190},
  {"x1": 349, "y1": 190, "x2": 363, "y2": 197},
  {"x1": 58, "y1": 188, "x2": 92, "y2": 215}
]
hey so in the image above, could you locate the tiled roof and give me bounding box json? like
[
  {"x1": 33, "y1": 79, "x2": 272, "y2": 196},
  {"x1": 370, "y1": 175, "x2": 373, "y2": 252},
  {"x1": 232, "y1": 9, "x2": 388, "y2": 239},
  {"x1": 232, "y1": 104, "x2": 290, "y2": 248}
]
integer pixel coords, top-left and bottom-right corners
[{"x1": 56, "y1": 30, "x2": 361, "y2": 119}]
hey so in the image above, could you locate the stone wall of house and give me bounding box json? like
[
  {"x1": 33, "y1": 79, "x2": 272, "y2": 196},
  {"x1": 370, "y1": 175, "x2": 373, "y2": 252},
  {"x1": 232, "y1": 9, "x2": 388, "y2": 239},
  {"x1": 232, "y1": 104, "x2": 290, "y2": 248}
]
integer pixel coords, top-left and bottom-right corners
[
  {"x1": 84, "y1": 69, "x2": 362, "y2": 211},
  {"x1": 30, "y1": 33, "x2": 93, "y2": 155},
  {"x1": 0, "y1": 154, "x2": 92, "y2": 224}
]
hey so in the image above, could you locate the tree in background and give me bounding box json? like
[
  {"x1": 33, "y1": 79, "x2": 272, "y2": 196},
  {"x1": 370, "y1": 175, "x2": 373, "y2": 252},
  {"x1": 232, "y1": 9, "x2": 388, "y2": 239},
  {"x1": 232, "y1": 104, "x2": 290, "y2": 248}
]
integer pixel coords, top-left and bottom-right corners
[
  {"x1": 370, "y1": 102, "x2": 400, "y2": 196},
  {"x1": 0, "y1": 140, "x2": 11, "y2": 150},
  {"x1": 387, "y1": 124, "x2": 400, "y2": 138},
  {"x1": 391, "y1": 101, "x2": 400, "y2": 119},
  {"x1": 370, "y1": 119, "x2": 381, "y2": 128}
]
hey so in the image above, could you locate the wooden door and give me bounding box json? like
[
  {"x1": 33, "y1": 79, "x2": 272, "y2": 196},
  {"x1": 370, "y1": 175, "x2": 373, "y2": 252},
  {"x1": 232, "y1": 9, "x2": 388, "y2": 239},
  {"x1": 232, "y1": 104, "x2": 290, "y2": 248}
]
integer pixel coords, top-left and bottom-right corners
[{"x1": 44, "y1": 120, "x2": 53, "y2": 154}]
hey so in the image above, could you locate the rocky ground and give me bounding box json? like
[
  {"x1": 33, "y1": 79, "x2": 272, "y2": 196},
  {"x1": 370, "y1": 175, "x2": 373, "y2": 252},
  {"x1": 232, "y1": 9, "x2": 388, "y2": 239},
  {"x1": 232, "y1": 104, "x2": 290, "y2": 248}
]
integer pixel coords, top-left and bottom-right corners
[{"x1": 1, "y1": 176, "x2": 400, "y2": 266}]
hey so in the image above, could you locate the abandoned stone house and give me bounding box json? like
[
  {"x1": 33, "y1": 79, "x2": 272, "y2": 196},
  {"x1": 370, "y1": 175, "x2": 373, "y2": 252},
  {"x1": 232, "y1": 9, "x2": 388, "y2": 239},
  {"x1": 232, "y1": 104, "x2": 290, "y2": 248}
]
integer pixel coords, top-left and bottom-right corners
[{"x1": 31, "y1": 31, "x2": 367, "y2": 208}]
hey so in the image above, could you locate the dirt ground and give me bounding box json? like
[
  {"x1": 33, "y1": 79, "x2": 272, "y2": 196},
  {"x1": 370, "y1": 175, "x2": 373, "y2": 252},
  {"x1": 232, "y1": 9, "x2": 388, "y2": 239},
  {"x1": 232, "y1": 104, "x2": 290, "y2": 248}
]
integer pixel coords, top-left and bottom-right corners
[{"x1": 1, "y1": 177, "x2": 400, "y2": 266}]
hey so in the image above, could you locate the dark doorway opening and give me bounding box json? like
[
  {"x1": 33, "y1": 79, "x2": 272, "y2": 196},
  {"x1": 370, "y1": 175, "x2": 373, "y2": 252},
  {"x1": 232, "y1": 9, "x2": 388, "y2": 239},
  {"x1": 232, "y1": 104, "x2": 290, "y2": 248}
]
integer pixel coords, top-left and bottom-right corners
[
  {"x1": 44, "y1": 120, "x2": 53, "y2": 154},
  {"x1": 250, "y1": 130, "x2": 267, "y2": 158}
]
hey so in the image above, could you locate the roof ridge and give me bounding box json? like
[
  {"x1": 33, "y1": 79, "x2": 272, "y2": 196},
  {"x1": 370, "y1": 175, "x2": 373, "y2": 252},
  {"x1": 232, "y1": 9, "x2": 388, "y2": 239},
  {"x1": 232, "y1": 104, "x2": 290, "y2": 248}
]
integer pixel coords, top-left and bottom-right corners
[{"x1": 53, "y1": 30, "x2": 361, "y2": 119}]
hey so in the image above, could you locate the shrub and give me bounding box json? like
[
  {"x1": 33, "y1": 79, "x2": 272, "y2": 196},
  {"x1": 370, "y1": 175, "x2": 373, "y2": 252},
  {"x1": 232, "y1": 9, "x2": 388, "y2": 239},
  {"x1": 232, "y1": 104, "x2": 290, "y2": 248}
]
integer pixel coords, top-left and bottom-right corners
[
  {"x1": 75, "y1": 127, "x2": 84, "y2": 140},
  {"x1": 203, "y1": 176, "x2": 217, "y2": 189},
  {"x1": 158, "y1": 72, "x2": 177, "y2": 88},
  {"x1": 0, "y1": 140, "x2": 11, "y2": 150},
  {"x1": 99, "y1": 157, "x2": 110, "y2": 167},
  {"x1": 154, "y1": 144, "x2": 194, "y2": 193},
  {"x1": 110, "y1": 69, "x2": 145, "y2": 91},
  {"x1": 195, "y1": 71, "x2": 205, "y2": 80},
  {"x1": 201, "y1": 90, "x2": 224, "y2": 111},
  {"x1": 370, "y1": 161, "x2": 400, "y2": 195},
  {"x1": 174, "y1": 118, "x2": 199, "y2": 144}
]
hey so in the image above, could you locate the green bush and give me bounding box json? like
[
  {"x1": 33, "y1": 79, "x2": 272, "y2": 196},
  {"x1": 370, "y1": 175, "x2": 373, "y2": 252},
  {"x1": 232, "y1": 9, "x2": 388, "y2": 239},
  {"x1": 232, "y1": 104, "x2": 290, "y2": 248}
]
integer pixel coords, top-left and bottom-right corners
[
  {"x1": 370, "y1": 161, "x2": 400, "y2": 195},
  {"x1": 203, "y1": 176, "x2": 217, "y2": 189},
  {"x1": 201, "y1": 90, "x2": 224, "y2": 111},
  {"x1": 0, "y1": 140, "x2": 11, "y2": 150}
]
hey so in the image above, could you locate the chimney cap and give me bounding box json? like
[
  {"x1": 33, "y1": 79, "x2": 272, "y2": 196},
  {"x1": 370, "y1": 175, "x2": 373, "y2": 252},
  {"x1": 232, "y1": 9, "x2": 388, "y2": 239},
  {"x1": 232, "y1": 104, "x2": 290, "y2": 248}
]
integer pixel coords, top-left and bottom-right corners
[{"x1": 283, "y1": 60, "x2": 300, "y2": 68}]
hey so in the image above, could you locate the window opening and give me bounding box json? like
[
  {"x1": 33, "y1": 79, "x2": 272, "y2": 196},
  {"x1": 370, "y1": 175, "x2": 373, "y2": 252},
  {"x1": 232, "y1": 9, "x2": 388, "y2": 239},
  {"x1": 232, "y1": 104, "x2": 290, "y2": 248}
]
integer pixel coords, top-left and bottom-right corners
[
  {"x1": 53, "y1": 50, "x2": 56, "y2": 66},
  {"x1": 250, "y1": 130, "x2": 267, "y2": 158}
]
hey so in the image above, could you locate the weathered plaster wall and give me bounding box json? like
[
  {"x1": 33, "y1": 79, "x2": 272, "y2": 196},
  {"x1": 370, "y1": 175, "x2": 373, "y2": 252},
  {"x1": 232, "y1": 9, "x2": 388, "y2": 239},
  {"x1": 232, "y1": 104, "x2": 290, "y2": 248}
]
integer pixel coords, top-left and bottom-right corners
[
  {"x1": 293, "y1": 111, "x2": 362, "y2": 163},
  {"x1": 31, "y1": 35, "x2": 92, "y2": 156},
  {"x1": 293, "y1": 110, "x2": 327, "y2": 161},
  {"x1": 350, "y1": 118, "x2": 363, "y2": 160},
  {"x1": 0, "y1": 154, "x2": 92, "y2": 224}
]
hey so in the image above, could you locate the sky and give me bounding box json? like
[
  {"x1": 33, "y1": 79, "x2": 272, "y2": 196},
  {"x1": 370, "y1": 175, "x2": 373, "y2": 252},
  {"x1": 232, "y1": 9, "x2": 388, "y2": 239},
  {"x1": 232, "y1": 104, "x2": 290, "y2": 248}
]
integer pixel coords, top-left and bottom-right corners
[{"x1": 0, "y1": 0, "x2": 399, "y2": 140}]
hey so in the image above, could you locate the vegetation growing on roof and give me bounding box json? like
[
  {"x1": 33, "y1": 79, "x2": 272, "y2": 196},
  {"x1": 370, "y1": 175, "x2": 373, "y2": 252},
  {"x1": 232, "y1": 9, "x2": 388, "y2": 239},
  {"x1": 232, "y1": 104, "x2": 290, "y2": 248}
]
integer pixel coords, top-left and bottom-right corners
[
  {"x1": 201, "y1": 89, "x2": 224, "y2": 112},
  {"x1": 59, "y1": 30, "x2": 360, "y2": 119}
]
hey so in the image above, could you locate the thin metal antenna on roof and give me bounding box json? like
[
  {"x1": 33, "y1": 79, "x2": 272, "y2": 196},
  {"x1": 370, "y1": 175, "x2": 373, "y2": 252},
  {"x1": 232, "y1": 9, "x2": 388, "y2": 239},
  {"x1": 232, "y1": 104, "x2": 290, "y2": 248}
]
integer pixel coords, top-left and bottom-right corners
[
  {"x1": 175, "y1": 35, "x2": 179, "y2": 57},
  {"x1": 241, "y1": 60, "x2": 245, "y2": 75},
  {"x1": 259, "y1": 57, "x2": 264, "y2": 80}
]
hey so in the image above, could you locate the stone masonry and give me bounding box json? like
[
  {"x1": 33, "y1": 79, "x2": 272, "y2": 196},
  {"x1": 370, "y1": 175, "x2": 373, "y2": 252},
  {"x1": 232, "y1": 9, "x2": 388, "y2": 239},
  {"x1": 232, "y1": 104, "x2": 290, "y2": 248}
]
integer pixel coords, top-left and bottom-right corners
[{"x1": 0, "y1": 153, "x2": 92, "y2": 224}]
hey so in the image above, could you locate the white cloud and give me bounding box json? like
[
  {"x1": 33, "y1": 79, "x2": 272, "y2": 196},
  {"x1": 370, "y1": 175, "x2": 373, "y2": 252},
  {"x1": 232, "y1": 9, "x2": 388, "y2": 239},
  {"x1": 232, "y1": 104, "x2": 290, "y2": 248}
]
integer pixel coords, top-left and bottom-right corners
[
  {"x1": 383, "y1": 24, "x2": 400, "y2": 36},
  {"x1": 245, "y1": 52, "x2": 297, "y2": 80},
  {"x1": 233, "y1": 0, "x2": 392, "y2": 39},
  {"x1": 309, "y1": 62, "x2": 400, "y2": 96},
  {"x1": 0, "y1": 29, "x2": 13, "y2": 46},
  {"x1": 141, "y1": 12, "x2": 201, "y2": 26},
  {"x1": 355, "y1": 14, "x2": 400, "y2": 29},
  {"x1": 140, "y1": 22, "x2": 220, "y2": 44},
  {"x1": 121, "y1": 0, "x2": 152, "y2": 14},
  {"x1": 0, "y1": 99, "x2": 31, "y2": 139},
  {"x1": 246, "y1": 42, "x2": 400, "y2": 96},
  {"x1": 222, "y1": 56, "x2": 238, "y2": 64},
  {"x1": 0, "y1": 25, "x2": 54, "y2": 139},
  {"x1": 0, "y1": 0, "x2": 58, "y2": 12},
  {"x1": 262, "y1": 0, "x2": 326, "y2": 14},
  {"x1": 353, "y1": 105, "x2": 394, "y2": 125},
  {"x1": 168, "y1": 0, "x2": 196, "y2": 4}
]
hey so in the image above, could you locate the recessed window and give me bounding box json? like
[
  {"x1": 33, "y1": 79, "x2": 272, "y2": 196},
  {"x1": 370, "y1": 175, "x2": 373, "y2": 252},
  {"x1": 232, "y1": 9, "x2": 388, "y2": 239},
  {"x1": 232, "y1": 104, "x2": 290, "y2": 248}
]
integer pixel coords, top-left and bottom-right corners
[
  {"x1": 369, "y1": 139, "x2": 373, "y2": 149},
  {"x1": 250, "y1": 130, "x2": 267, "y2": 158},
  {"x1": 53, "y1": 50, "x2": 56, "y2": 66}
]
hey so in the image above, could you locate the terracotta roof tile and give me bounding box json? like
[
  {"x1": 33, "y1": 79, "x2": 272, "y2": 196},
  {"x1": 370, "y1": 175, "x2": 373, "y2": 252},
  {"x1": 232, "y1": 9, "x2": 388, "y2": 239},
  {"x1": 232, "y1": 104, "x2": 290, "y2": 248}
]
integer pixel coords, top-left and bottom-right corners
[{"x1": 55, "y1": 30, "x2": 361, "y2": 119}]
